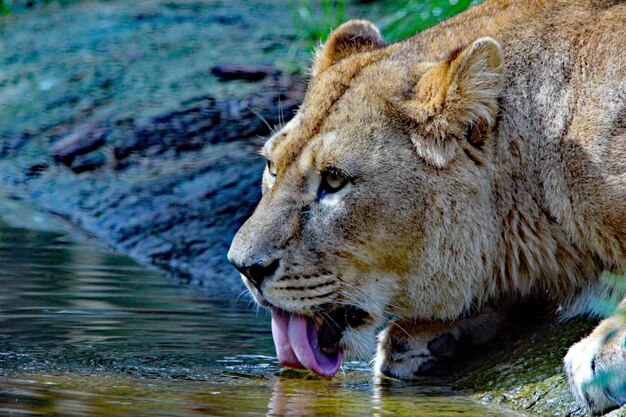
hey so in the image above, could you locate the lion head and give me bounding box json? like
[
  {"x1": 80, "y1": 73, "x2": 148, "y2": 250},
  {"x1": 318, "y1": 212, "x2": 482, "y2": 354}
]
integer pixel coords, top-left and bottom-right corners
[{"x1": 228, "y1": 20, "x2": 504, "y2": 376}]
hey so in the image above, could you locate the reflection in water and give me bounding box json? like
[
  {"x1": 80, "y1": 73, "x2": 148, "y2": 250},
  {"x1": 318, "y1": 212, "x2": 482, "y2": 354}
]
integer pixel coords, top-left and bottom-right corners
[
  {"x1": 0, "y1": 214, "x2": 276, "y2": 379},
  {"x1": 0, "y1": 197, "x2": 522, "y2": 416},
  {"x1": 0, "y1": 372, "x2": 522, "y2": 417},
  {"x1": 265, "y1": 375, "x2": 523, "y2": 417}
]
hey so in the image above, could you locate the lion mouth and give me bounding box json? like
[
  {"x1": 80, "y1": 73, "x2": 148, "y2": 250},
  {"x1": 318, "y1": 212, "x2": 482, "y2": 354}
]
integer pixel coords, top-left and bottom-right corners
[{"x1": 270, "y1": 306, "x2": 368, "y2": 377}]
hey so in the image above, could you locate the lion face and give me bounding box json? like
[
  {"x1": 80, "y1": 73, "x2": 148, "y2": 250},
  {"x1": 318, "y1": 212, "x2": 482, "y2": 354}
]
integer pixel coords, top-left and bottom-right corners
[{"x1": 228, "y1": 20, "x2": 504, "y2": 376}]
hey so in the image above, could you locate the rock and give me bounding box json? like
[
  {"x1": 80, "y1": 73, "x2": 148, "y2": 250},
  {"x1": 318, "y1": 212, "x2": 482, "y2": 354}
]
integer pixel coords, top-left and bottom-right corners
[
  {"x1": 606, "y1": 406, "x2": 626, "y2": 416},
  {"x1": 113, "y1": 80, "x2": 301, "y2": 161},
  {"x1": 454, "y1": 315, "x2": 601, "y2": 416},
  {"x1": 50, "y1": 125, "x2": 107, "y2": 165},
  {"x1": 25, "y1": 162, "x2": 48, "y2": 177},
  {"x1": 70, "y1": 150, "x2": 107, "y2": 173},
  {"x1": 0, "y1": 133, "x2": 31, "y2": 158},
  {"x1": 210, "y1": 64, "x2": 277, "y2": 82}
]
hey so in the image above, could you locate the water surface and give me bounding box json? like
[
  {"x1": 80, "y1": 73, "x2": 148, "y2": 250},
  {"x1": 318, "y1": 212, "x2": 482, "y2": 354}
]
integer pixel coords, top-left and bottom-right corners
[{"x1": 0, "y1": 196, "x2": 520, "y2": 416}]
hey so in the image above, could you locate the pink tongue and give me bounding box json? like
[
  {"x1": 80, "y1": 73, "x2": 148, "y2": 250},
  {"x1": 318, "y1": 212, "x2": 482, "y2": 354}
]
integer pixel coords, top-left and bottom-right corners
[
  {"x1": 271, "y1": 308, "x2": 343, "y2": 377},
  {"x1": 271, "y1": 309, "x2": 303, "y2": 370}
]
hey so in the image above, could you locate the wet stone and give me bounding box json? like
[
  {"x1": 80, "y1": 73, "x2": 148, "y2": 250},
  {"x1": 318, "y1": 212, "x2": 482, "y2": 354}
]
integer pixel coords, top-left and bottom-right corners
[
  {"x1": 210, "y1": 64, "x2": 277, "y2": 82},
  {"x1": 70, "y1": 150, "x2": 108, "y2": 173},
  {"x1": 50, "y1": 125, "x2": 107, "y2": 165},
  {"x1": 25, "y1": 163, "x2": 48, "y2": 177}
]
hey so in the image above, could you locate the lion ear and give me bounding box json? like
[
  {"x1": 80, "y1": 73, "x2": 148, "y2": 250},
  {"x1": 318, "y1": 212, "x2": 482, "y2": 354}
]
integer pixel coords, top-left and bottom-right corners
[
  {"x1": 311, "y1": 20, "x2": 386, "y2": 77},
  {"x1": 417, "y1": 37, "x2": 504, "y2": 128},
  {"x1": 407, "y1": 37, "x2": 504, "y2": 167}
]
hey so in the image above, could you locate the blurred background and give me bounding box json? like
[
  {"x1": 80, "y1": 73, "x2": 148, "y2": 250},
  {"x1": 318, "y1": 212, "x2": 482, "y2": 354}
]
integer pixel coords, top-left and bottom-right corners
[{"x1": 2, "y1": 1, "x2": 615, "y2": 416}]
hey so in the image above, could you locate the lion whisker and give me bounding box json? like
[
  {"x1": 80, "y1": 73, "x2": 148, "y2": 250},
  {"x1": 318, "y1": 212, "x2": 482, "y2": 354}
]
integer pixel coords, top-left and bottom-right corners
[{"x1": 389, "y1": 321, "x2": 418, "y2": 346}]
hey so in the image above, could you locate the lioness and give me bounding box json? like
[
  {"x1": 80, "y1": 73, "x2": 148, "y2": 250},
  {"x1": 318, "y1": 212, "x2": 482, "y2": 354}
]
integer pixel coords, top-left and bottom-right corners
[{"x1": 228, "y1": 0, "x2": 626, "y2": 414}]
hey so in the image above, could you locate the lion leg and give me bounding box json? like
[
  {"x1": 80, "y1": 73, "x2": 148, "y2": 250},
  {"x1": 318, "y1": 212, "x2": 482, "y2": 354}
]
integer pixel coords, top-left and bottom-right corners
[
  {"x1": 564, "y1": 298, "x2": 626, "y2": 416},
  {"x1": 374, "y1": 306, "x2": 507, "y2": 379}
]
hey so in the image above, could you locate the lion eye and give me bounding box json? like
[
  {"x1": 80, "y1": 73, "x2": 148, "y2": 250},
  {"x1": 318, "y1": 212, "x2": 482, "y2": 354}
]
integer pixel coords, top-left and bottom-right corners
[
  {"x1": 320, "y1": 169, "x2": 347, "y2": 194},
  {"x1": 267, "y1": 160, "x2": 277, "y2": 178}
]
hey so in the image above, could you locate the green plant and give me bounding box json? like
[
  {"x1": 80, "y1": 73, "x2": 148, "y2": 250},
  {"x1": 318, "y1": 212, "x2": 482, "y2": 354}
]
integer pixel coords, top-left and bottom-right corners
[
  {"x1": 378, "y1": 0, "x2": 481, "y2": 41},
  {"x1": 291, "y1": 0, "x2": 346, "y2": 50},
  {"x1": 277, "y1": 0, "x2": 347, "y2": 74},
  {"x1": 0, "y1": 0, "x2": 10, "y2": 16}
]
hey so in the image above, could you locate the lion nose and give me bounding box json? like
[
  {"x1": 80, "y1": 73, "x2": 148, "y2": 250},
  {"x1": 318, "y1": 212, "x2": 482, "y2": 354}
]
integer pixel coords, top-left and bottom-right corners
[{"x1": 231, "y1": 259, "x2": 280, "y2": 292}]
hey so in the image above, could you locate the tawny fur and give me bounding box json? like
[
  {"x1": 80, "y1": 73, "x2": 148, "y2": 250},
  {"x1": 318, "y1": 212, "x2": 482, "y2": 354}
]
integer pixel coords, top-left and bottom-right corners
[{"x1": 229, "y1": 0, "x2": 625, "y2": 414}]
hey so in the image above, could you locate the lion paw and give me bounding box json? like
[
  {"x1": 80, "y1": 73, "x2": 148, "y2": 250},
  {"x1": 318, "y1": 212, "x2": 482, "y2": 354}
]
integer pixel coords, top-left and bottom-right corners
[
  {"x1": 374, "y1": 321, "x2": 468, "y2": 379},
  {"x1": 374, "y1": 309, "x2": 506, "y2": 380},
  {"x1": 564, "y1": 320, "x2": 626, "y2": 415}
]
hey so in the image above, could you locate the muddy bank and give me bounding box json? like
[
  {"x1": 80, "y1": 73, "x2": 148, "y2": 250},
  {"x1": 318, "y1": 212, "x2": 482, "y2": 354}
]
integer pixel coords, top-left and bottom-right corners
[
  {"x1": 0, "y1": 77, "x2": 303, "y2": 293},
  {"x1": 0, "y1": 0, "x2": 310, "y2": 293},
  {"x1": 0, "y1": 76, "x2": 305, "y2": 292}
]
